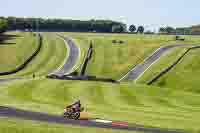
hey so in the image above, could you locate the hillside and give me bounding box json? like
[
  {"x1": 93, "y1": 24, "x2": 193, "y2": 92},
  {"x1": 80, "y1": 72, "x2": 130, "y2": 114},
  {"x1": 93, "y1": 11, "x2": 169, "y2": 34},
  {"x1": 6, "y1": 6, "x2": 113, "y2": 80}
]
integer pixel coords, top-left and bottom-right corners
[
  {"x1": 137, "y1": 47, "x2": 189, "y2": 83},
  {"x1": 152, "y1": 48, "x2": 200, "y2": 91},
  {"x1": 1, "y1": 33, "x2": 200, "y2": 133},
  {"x1": 0, "y1": 79, "x2": 200, "y2": 132},
  {"x1": 137, "y1": 40, "x2": 200, "y2": 91},
  {"x1": 0, "y1": 32, "x2": 38, "y2": 72},
  {"x1": 65, "y1": 33, "x2": 179, "y2": 80},
  {"x1": 0, "y1": 33, "x2": 67, "y2": 78}
]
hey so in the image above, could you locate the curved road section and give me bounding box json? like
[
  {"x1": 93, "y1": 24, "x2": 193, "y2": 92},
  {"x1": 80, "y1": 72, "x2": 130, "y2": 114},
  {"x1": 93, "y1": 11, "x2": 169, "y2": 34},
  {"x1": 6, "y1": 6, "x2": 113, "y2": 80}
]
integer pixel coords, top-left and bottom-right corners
[
  {"x1": 0, "y1": 42, "x2": 192, "y2": 132},
  {"x1": 51, "y1": 35, "x2": 79, "y2": 76},
  {"x1": 0, "y1": 34, "x2": 79, "y2": 82},
  {"x1": 0, "y1": 35, "x2": 79, "y2": 82},
  {"x1": 119, "y1": 44, "x2": 193, "y2": 81},
  {"x1": 147, "y1": 45, "x2": 200, "y2": 85}
]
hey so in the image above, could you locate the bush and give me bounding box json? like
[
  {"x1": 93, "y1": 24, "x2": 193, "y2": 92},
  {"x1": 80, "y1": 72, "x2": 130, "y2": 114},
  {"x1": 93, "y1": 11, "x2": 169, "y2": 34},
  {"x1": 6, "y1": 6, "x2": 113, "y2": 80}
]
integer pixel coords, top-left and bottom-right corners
[
  {"x1": 119, "y1": 40, "x2": 124, "y2": 44},
  {"x1": 112, "y1": 40, "x2": 124, "y2": 44},
  {"x1": 112, "y1": 40, "x2": 117, "y2": 43}
]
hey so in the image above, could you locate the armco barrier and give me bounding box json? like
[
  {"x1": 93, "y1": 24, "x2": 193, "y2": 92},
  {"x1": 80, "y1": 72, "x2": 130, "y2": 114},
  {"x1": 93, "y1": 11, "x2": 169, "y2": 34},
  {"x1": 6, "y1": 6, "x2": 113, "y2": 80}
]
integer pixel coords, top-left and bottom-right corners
[
  {"x1": 0, "y1": 33, "x2": 43, "y2": 75},
  {"x1": 79, "y1": 43, "x2": 93, "y2": 76},
  {"x1": 147, "y1": 46, "x2": 200, "y2": 85},
  {"x1": 47, "y1": 74, "x2": 117, "y2": 83}
]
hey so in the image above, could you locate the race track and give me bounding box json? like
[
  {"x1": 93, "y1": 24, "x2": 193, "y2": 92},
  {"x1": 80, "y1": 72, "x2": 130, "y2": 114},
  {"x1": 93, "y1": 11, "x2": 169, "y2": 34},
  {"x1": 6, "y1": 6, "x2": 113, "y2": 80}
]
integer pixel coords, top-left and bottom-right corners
[
  {"x1": 0, "y1": 77, "x2": 25, "y2": 82},
  {"x1": 147, "y1": 45, "x2": 200, "y2": 85},
  {"x1": 0, "y1": 39, "x2": 191, "y2": 132},
  {"x1": 0, "y1": 34, "x2": 79, "y2": 82},
  {"x1": 51, "y1": 35, "x2": 80, "y2": 76},
  {"x1": 119, "y1": 44, "x2": 193, "y2": 81},
  {"x1": 0, "y1": 106, "x2": 185, "y2": 133}
]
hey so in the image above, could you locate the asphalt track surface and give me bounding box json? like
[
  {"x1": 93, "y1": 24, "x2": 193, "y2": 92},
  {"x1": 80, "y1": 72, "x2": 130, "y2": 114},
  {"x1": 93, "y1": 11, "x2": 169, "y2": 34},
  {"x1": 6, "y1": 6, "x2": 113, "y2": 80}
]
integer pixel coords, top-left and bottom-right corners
[
  {"x1": 120, "y1": 44, "x2": 193, "y2": 81},
  {"x1": 0, "y1": 77, "x2": 25, "y2": 82},
  {"x1": 51, "y1": 35, "x2": 79, "y2": 76},
  {"x1": 0, "y1": 106, "x2": 185, "y2": 133},
  {"x1": 0, "y1": 41, "x2": 189, "y2": 132},
  {"x1": 147, "y1": 45, "x2": 200, "y2": 85},
  {"x1": 0, "y1": 34, "x2": 79, "y2": 82}
]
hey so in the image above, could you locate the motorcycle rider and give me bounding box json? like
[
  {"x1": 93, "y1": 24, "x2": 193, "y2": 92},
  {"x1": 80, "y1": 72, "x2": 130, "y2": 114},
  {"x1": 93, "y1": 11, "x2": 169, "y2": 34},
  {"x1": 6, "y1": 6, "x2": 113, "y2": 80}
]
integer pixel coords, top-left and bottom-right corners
[
  {"x1": 65, "y1": 100, "x2": 82, "y2": 113},
  {"x1": 63, "y1": 100, "x2": 86, "y2": 120}
]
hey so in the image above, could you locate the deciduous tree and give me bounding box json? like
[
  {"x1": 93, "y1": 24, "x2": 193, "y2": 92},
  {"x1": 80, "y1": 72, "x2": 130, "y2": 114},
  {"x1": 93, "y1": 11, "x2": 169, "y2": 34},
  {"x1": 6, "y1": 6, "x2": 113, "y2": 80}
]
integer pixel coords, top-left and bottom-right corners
[
  {"x1": 129, "y1": 25, "x2": 136, "y2": 32},
  {"x1": 137, "y1": 26, "x2": 144, "y2": 33}
]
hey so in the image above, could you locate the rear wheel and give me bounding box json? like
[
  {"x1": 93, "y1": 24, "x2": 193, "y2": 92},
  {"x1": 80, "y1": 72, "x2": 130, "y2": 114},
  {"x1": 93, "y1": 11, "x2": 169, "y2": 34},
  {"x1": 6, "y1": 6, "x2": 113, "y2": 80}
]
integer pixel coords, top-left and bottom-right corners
[{"x1": 63, "y1": 112, "x2": 72, "y2": 118}]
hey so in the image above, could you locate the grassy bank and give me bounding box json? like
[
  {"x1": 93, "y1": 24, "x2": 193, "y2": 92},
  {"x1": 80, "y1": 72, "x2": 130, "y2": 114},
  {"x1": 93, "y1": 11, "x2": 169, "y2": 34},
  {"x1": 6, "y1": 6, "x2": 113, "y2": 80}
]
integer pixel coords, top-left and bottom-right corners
[
  {"x1": 0, "y1": 33, "x2": 67, "y2": 77},
  {"x1": 137, "y1": 47, "x2": 189, "y2": 83},
  {"x1": 0, "y1": 79, "x2": 200, "y2": 132},
  {"x1": 151, "y1": 48, "x2": 200, "y2": 91},
  {"x1": 137, "y1": 43, "x2": 200, "y2": 92},
  {"x1": 64, "y1": 33, "x2": 199, "y2": 80},
  {"x1": 0, "y1": 32, "x2": 38, "y2": 72},
  {"x1": 1, "y1": 33, "x2": 200, "y2": 133}
]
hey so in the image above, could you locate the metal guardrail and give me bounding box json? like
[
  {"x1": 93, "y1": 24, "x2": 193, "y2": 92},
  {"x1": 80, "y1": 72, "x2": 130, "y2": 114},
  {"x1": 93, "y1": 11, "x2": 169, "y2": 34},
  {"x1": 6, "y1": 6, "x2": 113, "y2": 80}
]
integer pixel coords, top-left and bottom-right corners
[
  {"x1": 147, "y1": 46, "x2": 200, "y2": 85},
  {"x1": 79, "y1": 42, "x2": 93, "y2": 76},
  {"x1": 0, "y1": 33, "x2": 43, "y2": 76}
]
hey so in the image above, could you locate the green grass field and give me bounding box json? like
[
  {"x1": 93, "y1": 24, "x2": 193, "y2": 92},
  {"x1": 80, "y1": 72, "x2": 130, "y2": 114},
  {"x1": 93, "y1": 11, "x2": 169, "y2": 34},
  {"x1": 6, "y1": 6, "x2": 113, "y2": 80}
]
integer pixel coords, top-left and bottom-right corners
[
  {"x1": 1, "y1": 32, "x2": 200, "y2": 133},
  {"x1": 64, "y1": 33, "x2": 199, "y2": 80},
  {"x1": 0, "y1": 32, "x2": 38, "y2": 72},
  {"x1": 150, "y1": 48, "x2": 200, "y2": 91},
  {"x1": 0, "y1": 33, "x2": 67, "y2": 78},
  {"x1": 1, "y1": 79, "x2": 200, "y2": 132},
  {"x1": 137, "y1": 47, "x2": 189, "y2": 83},
  {"x1": 137, "y1": 37, "x2": 200, "y2": 91}
]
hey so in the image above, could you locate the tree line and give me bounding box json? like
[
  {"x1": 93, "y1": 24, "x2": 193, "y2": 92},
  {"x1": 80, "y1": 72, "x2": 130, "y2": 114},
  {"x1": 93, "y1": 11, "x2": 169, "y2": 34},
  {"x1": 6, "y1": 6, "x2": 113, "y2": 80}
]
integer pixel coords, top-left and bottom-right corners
[
  {"x1": 2, "y1": 16, "x2": 200, "y2": 35},
  {"x1": 159, "y1": 25, "x2": 200, "y2": 35},
  {"x1": 0, "y1": 16, "x2": 147, "y2": 34},
  {"x1": 129, "y1": 25, "x2": 144, "y2": 33},
  {"x1": 0, "y1": 17, "x2": 127, "y2": 33}
]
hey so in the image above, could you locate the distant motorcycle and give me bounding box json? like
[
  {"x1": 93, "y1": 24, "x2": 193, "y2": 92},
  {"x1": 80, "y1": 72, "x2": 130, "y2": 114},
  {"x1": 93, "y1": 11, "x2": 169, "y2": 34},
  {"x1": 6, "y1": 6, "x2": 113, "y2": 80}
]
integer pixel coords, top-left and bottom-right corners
[{"x1": 63, "y1": 100, "x2": 84, "y2": 120}]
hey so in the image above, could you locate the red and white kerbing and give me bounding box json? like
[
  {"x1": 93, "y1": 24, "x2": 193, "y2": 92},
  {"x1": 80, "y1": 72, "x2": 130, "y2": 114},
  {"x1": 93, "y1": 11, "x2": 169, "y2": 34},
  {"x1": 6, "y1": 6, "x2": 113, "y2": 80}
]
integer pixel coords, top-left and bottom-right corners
[{"x1": 91, "y1": 119, "x2": 129, "y2": 127}]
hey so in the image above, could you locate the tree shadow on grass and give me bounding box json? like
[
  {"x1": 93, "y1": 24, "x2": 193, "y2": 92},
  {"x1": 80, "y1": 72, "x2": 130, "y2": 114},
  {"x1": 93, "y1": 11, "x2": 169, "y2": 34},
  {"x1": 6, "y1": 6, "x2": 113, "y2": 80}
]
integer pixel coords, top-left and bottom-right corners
[
  {"x1": 0, "y1": 42, "x2": 16, "y2": 45},
  {"x1": 0, "y1": 34, "x2": 21, "y2": 45}
]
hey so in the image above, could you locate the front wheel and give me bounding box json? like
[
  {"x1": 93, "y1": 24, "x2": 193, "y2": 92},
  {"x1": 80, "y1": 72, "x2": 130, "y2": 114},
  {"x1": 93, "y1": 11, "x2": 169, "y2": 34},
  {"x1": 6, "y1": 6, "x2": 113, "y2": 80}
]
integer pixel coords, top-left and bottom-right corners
[{"x1": 71, "y1": 112, "x2": 80, "y2": 120}]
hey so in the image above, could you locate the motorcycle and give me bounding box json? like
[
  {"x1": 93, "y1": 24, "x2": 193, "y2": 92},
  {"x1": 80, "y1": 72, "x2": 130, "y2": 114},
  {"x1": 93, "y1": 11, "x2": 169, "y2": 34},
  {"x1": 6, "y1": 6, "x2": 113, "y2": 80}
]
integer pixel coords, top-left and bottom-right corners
[{"x1": 63, "y1": 100, "x2": 84, "y2": 120}]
